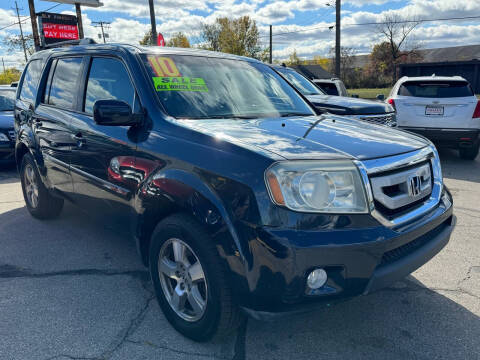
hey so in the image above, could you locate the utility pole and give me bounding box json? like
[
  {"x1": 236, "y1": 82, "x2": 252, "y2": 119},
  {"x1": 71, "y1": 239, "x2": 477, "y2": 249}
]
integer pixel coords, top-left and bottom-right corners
[
  {"x1": 14, "y1": 1, "x2": 28, "y2": 62},
  {"x1": 93, "y1": 21, "x2": 110, "y2": 43},
  {"x1": 75, "y1": 3, "x2": 84, "y2": 39},
  {"x1": 148, "y1": 0, "x2": 158, "y2": 45},
  {"x1": 335, "y1": 0, "x2": 341, "y2": 78},
  {"x1": 269, "y1": 25, "x2": 272, "y2": 64},
  {"x1": 27, "y1": 0, "x2": 40, "y2": 51},
  {"x1": 2, "y1": 58, "x2": 5, "y2": 73}
]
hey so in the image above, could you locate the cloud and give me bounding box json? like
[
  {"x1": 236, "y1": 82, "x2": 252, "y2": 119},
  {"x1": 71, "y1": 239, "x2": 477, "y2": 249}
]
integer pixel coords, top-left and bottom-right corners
[{"x1": 1, "y1": 0, "x2": 480, "y2": 63}]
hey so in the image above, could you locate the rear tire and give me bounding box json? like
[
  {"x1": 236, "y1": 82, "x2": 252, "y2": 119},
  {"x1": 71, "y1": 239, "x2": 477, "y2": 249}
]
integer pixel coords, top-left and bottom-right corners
[
  {"x1": 459, "y1": 144, "x2": 479, "y2": 160},
  {"x1": 20, "y1": 153, "x2": 64, "y2": 219},
  {"x1": 149, "y1": 213, "x2": 244, "y2": 342}
]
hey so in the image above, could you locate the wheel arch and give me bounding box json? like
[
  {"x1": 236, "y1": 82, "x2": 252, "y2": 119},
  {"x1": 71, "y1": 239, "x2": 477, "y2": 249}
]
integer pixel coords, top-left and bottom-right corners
[{"x1": 134, "y1": 168, "x2": 249, "y2": 278}]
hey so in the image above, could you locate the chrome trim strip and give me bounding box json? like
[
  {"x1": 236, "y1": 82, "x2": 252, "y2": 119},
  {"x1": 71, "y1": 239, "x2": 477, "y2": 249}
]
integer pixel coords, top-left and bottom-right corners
[
  {"x1": 361, "y1": 147, "x2": 433, "y2": 175},
  {"x1": 44, "y1": 154, "x2": 131, "y2": 198},
  {"x1": 69, "y1": 165, "x2": 131, "y2": 198},
  {"x1": 356, "y1": 145, "x2": 443, "y2": 228}
]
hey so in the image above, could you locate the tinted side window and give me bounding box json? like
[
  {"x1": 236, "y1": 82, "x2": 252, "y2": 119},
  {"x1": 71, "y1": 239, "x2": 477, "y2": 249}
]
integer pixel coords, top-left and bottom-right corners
[
  {"x1": 19, "y1": 59, "x2": 43, "y2": 104},
  {"x1": 317, "y1": 83, "x2": 338, "y2": 95},
  {"x1": 48, "y1": 57, "x2": 83, "y2": 110},
  {"x1": 84, "y1": 58, "x2": 135, "y2": 114}
]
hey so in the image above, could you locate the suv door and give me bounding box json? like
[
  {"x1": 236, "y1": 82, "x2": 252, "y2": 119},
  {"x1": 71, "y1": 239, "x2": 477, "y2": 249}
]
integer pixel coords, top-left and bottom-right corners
[
  {"x1": 69, "y1": 55, "x2": 139, "y2": 222},
  {"x1": 25, "y1": 57, "x2": 84, "y2": 195}
]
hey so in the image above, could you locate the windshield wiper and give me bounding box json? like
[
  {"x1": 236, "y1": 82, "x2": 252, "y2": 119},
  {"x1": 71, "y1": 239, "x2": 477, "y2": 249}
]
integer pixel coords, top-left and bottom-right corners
[
  {"x1": 279, "y1": 112, "x2": 315, "y2": 117},
  {"x1": 184, "y1": 114, "x2": 259, "y2": 120}
]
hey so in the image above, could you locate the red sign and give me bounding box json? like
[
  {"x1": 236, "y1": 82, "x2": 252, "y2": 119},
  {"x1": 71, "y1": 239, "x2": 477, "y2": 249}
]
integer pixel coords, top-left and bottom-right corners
[
  {"x1": 157, "y1": 33, "x2": 165, "y2": 47},
  {"x1": 42, "y1": 23, "x2": 79, "y2": 40}
]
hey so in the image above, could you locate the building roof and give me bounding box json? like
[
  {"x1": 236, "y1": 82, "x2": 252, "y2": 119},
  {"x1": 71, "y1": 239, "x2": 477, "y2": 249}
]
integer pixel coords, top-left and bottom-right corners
[
  {"x1": 289, "y1": 64, "x2": 333, "y2": 79},
  {"x1": 348, "y1": 44, "x2": 480, "y2": 69}
]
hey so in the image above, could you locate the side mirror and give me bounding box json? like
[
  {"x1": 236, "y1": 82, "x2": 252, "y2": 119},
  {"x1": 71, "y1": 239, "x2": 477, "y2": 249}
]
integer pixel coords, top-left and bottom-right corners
[
  {"x1": 376, "y1": 94, "x2": 385, "y2": 101},
  {"x1": 93, "y1": 100, "x2": 140, "y2": 126}
]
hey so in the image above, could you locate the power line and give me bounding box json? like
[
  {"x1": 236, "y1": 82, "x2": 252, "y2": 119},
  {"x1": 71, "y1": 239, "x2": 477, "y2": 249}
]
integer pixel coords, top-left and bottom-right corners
[
  {"x1": 0, "y1": 3, "x2": 60, "y2": 32},
  {"x1": 260, "y1": 14, "x2": 480, "y2": 38}
]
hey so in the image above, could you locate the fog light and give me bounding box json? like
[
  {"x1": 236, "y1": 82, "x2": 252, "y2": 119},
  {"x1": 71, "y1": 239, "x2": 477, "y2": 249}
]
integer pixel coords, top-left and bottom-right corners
[{"x1": 307, "y1": 268, "x2": 328, "y2": 289}]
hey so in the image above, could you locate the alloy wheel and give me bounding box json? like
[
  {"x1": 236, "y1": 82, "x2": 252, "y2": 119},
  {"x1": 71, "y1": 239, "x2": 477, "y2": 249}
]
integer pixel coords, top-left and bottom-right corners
[
  {"x1": 24, "y1": 164, "x2": 39, "y2": 208},
  {"x1": 158, "y1": 238, "x2": 208, "y2": 322}
]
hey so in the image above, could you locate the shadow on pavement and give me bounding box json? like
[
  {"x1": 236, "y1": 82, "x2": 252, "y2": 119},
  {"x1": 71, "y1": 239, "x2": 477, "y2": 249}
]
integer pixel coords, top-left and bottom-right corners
[
  {"x1": 245, "y1": 276, "x2": 480, "y2": 359},
  {"x1": 439, "y1": 148, "x2": 480, "y2": 183}
]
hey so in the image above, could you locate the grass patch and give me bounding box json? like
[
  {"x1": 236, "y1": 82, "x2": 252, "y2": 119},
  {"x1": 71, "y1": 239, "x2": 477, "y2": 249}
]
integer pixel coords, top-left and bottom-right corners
[{"x1": 348, "y1": 88, "x2": 391, "y2": 100}]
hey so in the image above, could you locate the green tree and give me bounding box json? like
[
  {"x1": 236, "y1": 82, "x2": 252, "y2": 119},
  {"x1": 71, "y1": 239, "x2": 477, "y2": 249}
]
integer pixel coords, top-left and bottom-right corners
[
  {"x1": 285, "y1": 50, "x2": 301, "y2": 65},
  {"x1": 139, "y1": 30, "x2": 152, "y2": 45},
  {"x1": 201, "y1": 16, "x2": 262, "y2": 58},
  {"x1": 0, "y1": 68, "x2": 22, "y2": 85},
  {"x1": 166, "y1": 32, "x2": 190, "y2": 48}
]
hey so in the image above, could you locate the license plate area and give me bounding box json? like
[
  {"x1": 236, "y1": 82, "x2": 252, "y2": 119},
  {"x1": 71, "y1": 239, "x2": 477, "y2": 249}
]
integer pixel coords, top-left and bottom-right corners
[{"x1": 425, "y1": 105, "x2": 444, "y2": 116}]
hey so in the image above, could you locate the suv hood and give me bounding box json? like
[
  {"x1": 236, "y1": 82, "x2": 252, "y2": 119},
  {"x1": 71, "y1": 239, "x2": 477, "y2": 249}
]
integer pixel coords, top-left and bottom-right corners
[
  {"x1": 0, "y1": 111, "x2": 14, "y2": 129},
  {"x1": 178, "y1": 115, "x2": 429, "y2": 161},
  {"x1": 306, "y1": 95, "x2": 392, "y2": 115}
]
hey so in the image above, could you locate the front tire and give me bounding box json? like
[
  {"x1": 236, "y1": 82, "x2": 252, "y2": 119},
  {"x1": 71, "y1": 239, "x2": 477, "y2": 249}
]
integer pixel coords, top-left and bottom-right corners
[
  {"x1": 149, "y1": 214, "x2": 244, "y2": 342},
  {"x1": 459, "y1": 143, "x2": 479, "y2": 160},
  {"x1": 20, "y1": 153, "x2": 64, "y2": 219}
]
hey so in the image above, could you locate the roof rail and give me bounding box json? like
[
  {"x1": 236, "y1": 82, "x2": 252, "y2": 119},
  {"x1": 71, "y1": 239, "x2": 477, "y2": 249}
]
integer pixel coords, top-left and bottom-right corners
[{"x1": 43, "y1": 38, "x2": 97, "y2": 49}]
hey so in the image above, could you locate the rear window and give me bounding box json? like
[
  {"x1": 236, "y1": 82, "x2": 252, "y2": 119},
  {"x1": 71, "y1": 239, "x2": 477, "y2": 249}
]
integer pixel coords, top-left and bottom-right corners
[
  {"x1": 398, "y1": 81, "x2": 474, "y2": 98},
  {"x1": 315, "y1": 82, "x2": 338, "y2": 96},
  {"x1": 47, "y1": 57, "x2": 83, "y2": 110}
]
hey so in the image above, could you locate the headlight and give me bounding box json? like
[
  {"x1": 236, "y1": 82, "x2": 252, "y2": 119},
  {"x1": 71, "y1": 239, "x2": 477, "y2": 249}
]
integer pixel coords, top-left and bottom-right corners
[
  {"x1": 265, "y1": 161, "x2": 368, "y2": 213},
  {"x1": 0, "y1": 133, "x2": 9, "y2": 142}
]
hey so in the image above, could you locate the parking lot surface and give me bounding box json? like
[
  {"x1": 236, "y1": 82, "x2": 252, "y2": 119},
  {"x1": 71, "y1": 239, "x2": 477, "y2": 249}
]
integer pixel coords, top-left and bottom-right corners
[{"x1": 0, "y1": 148, "x2": 479, "y2": 360}]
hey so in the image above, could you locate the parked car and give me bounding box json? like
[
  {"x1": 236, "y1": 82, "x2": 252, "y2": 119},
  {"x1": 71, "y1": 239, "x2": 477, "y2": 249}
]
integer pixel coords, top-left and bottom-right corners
[
  {"x1": 272, "y1": 65, "x2": 397, "y2": 127},
  {"x1": 15, "y1": 43, "x2": 454, "y2": 342},
  {"x1": 0, "y1": 87, "x2": 16, "y2": 165},
  {"x1": 312, "y1": 78, "x2": 348, "y2": 97},
  {"x1": 388, "y1": 75, "x2": 480, "y2": 160}
]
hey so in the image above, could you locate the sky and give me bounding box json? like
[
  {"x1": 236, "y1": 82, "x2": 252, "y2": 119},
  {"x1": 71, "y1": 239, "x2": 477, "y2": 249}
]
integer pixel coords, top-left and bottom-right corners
[{"x1": 1, "y1": 0, "x2": 480, "y2": 68}]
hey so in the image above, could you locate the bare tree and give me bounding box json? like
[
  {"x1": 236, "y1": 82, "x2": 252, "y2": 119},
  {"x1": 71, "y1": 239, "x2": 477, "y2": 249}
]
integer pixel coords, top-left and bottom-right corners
[{"x1": 375, "y1": 13, "x2": 422, "y2": 79}]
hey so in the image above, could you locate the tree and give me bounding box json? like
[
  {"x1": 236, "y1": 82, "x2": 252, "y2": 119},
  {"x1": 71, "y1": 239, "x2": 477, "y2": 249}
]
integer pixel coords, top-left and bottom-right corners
[
  {"x1": 3, "y1": 34, "x2": 35, "y2": 57},
  {"x1": 0, "y1": 68, "x2": 22, "y2": 85},
  {"x1": 285, "y1": 50, "x2": 301, "y2": 65},
  {"x1": 312, "y1": 55, "x2": 331, "y2": 69},
  {"x1": 139, "y1": 30, "x2": 153, "y2": 45},
  {"x1": 327, "y1": 46, "x2": 358, "y2": 87},
  {"x1": 166, "y1": 32, "x2": 190, "y2": 48},
  {"x1": 374, "y1": 13, "x2": 422, "y2": 83},
  {"x1": 201, "y1": 16, "x2": 262, "y2": 58}
]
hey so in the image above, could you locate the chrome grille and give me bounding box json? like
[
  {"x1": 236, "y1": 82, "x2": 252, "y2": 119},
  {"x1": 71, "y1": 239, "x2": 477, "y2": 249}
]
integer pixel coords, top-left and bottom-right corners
[
  {"x1": 357, "y1": 146, "x2": 444, "y2": 228},
  {"x1": 357, "y1": 113, "x2": 397, "y2": 127},
  {"x1": 370, "y1": 163, "x2": 432, "y2": 211},
  {"x1": 8, "y1": 130, "x2": 15, "y2": 141}
]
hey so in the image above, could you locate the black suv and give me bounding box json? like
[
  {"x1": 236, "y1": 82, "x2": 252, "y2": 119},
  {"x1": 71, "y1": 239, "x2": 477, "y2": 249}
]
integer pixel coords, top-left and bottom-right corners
[{"x1": 14, "y1": 44, "x2": 455, "y2": 342}]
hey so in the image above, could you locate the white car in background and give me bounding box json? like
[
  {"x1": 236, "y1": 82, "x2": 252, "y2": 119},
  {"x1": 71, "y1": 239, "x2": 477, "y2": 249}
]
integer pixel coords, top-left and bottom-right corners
[{"x1": 388, "y1": 76, "x2": 480, "y2": 160}]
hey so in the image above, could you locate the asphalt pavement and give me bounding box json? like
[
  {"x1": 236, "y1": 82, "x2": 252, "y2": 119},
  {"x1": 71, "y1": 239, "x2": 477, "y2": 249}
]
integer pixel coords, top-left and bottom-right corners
[{"x1": 0, "y1": 148, "x2": 479, "y2": 360}]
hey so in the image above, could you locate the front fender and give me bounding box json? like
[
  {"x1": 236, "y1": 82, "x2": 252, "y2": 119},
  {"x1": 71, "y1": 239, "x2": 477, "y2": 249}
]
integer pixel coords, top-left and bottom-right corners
[{"x1": 134, "y1": 167, "x2": 252, "y2": 287}]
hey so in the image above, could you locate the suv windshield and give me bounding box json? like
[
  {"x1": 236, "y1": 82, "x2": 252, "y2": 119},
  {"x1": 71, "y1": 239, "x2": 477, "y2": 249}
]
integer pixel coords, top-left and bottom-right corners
[
  {"x1": 399, "y1": 80, "x2": 474, "y2": 98},
  {"x1": 275, "y1": 67, "x2": 324, "y2": 96},
  {"x1": 0, "y1": 90, "x2": 15, "y2": 111},
  {"x1": 141, "y1": 55, "x2": 315, "y2": 119}
]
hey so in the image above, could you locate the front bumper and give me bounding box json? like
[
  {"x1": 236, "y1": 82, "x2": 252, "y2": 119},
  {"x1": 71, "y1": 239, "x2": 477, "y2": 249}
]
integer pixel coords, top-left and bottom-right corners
[
  {"x1": 239, "y1": 190, "x2": 454, "y2": 317},
  {"x1": 400, "y1": 127, "x2": 480, "y2": 148}
]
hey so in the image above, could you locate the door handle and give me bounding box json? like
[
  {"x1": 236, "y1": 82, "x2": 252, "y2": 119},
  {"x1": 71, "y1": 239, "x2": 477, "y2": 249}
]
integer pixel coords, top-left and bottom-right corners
[{"x1": 72, "y1": 133, "x2": 86, "y2": 148}]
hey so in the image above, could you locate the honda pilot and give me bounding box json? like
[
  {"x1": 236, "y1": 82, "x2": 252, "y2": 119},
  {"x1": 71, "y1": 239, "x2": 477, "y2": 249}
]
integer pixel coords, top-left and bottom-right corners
[{"x1": 14, "y1": 44, "x2": 455, "y2": 342}]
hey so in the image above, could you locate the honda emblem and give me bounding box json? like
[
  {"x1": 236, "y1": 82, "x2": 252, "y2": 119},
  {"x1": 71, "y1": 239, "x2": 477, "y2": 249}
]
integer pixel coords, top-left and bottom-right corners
[{"x1": 408, "y1": 175, "x2": 422, "y2": 197}]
